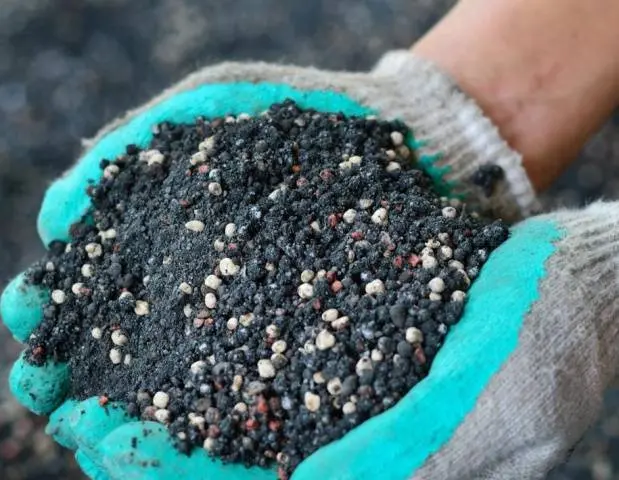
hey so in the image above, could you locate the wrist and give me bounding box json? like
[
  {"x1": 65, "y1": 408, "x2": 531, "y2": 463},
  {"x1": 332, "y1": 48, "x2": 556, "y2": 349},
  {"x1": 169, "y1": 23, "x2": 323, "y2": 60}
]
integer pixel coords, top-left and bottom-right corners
[{"x1": 412, "y1": 0, "x2": 619, "y2": 191}]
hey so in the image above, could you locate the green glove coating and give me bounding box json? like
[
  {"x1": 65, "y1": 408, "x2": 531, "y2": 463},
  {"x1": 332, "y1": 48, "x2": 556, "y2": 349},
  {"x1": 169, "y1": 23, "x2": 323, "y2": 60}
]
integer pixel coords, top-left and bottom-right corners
[
  {"x1": 96, "y1": 421, "x2": 275, "y2": 480},
  {"x1": 68, "y1": 398, "x2": 133, "y2": 458},
  {"x1": 76, "y1": 449, "x2": 111, "y2": 480},
  {"x1": 0, "y1": 273, "x2": 48, "y2": 342},
  {"x1": 8, "y1": 352, "x2": 69, "y2": 415},
  {"x1": 46, "y1": 399, "x2": 80, "y2": 449}
]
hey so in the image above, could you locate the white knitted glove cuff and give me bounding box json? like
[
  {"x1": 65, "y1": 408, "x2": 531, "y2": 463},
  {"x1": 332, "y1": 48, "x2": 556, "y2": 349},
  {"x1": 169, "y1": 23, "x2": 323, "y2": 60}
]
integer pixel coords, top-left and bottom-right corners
[{"x1": 372, "y1": 50, "x2": 540, "y2": 221}]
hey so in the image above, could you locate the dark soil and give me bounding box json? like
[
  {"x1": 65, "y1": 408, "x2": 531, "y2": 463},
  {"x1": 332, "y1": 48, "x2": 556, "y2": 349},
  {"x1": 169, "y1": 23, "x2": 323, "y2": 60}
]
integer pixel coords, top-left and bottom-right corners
[
  {"x1": 471, "y1": 164, "x2": 505, "y2": 197},
  {"x1": 25, "y1": 100, "x2": 507, "y2": 477}
]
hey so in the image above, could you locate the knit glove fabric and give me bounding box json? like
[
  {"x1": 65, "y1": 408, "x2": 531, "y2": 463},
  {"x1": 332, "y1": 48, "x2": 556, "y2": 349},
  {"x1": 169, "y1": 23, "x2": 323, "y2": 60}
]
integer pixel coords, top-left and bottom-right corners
[{"x1": 3, "y1": 51, "x2": 614, "y2": 480}]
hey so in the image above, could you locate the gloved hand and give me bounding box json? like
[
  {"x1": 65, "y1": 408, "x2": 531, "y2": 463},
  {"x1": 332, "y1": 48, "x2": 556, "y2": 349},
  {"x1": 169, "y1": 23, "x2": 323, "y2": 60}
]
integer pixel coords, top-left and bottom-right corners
[{"x1": 5, "y1": 52, "x2": 617, "y2": 480}]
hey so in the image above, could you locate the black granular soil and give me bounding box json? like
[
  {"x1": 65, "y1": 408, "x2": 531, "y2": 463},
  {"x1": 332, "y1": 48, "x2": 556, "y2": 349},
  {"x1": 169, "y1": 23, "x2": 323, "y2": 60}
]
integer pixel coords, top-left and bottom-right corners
[
  {"x1": 471, "y1": 164, "x2": 505, "y2": 197},
  {"x1": 25, "y1": 100, "x2": 508, "y2": 477}
]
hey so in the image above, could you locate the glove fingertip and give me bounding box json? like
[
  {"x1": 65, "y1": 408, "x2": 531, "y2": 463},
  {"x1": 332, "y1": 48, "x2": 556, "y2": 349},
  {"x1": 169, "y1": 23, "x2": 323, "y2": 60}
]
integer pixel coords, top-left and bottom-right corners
[
  {"x1": 98, "y1": 421, "x2": 174, "y2": 479},
  {"x1": 69, "y1": 397, "x2": 132, "y2": 457},
  {"x1": 76, "y1": 449, "x2": 111, "y2": 480},
  {"x1": 9, "y1": 352, "x2": 70, "y2": 415},
  {"x1": 38, "y1": 177, "x2": 91, "y2": 246},
  {"x1": 1, "y1": 273, "x2": 48, "y2": 343},
  {"x1": 46, "y1": 399, "x2": 80, "y2": 450},
  {"x1": 98, "y1": 421, "x2": 275, "y2": 480}
]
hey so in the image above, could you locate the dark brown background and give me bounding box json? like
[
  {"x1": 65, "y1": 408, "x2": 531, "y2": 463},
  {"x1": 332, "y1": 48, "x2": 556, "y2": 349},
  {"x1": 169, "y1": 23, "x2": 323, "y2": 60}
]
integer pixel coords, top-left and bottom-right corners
[{"x1": 0, "y1": 1, "x2": 617, "y2": 478}]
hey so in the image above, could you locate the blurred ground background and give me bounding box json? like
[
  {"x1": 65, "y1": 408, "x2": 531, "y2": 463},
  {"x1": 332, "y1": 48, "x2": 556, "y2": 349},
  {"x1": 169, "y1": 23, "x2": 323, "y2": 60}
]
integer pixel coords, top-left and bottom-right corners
[{"x1": 0, "y1": 1, "x2": 618, "y2": 478}]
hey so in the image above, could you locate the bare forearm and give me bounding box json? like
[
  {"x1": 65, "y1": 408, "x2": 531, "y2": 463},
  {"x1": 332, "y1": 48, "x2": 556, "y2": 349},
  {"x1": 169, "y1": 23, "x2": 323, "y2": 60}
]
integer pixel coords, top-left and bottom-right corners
[{"x1": 412, "y1": 0, "x2": 619, "y2": 190}]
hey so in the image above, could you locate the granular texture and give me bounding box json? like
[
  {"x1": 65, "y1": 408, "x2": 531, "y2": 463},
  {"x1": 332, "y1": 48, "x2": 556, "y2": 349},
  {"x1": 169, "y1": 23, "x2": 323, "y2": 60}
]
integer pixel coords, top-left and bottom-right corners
[
  {"x1": 471, "y1": 164, "x2": 505, "y2": 197},
  {"x1": 26, "y1": 100, "x2": 508, "y2": 477}
]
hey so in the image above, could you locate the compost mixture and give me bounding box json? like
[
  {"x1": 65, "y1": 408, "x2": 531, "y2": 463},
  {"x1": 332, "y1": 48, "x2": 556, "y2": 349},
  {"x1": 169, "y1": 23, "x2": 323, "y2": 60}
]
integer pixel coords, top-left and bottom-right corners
[{"x1": 26, "y1": 100, "x2": 508, "y2": 477}]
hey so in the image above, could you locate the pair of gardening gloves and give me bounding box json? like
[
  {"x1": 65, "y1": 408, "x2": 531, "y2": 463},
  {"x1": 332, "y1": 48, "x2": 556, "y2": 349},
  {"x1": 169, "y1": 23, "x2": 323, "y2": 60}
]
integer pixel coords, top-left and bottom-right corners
[{"x1": 2, "y1": 50, "x2": 619, "y2": 480}]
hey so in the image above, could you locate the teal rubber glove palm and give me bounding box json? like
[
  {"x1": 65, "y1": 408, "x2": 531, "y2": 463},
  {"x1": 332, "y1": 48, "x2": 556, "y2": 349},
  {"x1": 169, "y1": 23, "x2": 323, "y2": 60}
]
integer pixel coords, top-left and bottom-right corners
[{"x1": 6, "y1": 55, "x2": 617, "y2": 480}]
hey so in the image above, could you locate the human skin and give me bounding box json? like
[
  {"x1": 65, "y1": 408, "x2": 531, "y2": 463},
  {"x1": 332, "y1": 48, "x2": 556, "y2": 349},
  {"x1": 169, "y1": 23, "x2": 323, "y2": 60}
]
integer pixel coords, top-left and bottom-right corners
[{"x1": 412, "y1": 0, "x2": 619, "y2": 191}]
